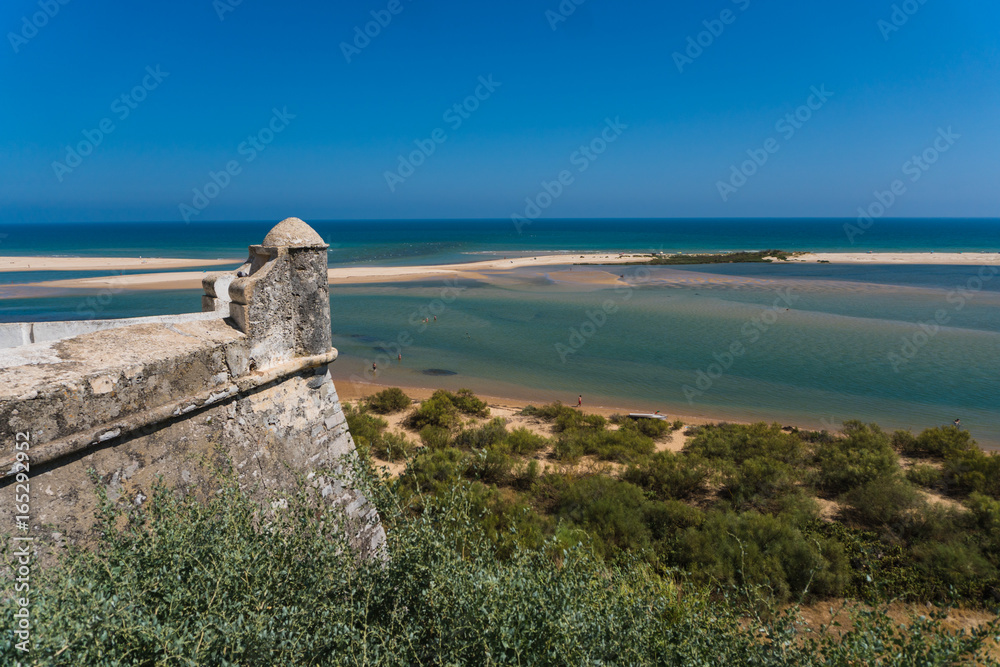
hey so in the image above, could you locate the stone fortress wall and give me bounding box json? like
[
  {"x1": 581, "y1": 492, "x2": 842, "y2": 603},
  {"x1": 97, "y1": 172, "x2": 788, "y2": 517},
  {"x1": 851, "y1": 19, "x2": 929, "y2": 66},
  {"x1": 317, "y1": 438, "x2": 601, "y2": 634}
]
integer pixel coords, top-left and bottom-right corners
[{"x1": 0, "y1": 218, "x2": 384, "y2": 558}]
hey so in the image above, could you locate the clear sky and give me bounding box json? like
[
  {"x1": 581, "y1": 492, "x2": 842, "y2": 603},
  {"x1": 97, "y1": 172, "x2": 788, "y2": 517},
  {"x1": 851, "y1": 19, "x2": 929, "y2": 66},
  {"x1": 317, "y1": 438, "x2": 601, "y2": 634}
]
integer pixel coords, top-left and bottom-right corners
[{"x1": 1, "y1": 0, "x2": 997, "y2": 222}]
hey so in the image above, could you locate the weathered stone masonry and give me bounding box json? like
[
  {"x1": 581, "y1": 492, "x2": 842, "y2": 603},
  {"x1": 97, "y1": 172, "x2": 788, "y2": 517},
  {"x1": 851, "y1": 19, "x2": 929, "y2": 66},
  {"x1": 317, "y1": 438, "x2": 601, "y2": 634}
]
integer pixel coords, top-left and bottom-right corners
[{"x1": 0, "y1": 218, "x2": 385, "y2": 559}]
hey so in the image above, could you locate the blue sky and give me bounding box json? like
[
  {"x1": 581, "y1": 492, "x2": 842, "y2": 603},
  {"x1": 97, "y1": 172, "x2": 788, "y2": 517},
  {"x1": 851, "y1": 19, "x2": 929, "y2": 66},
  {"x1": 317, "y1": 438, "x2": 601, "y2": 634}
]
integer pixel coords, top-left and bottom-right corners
[{"x1": 1, "y1": 0, "x2": 997, "y2": 222}]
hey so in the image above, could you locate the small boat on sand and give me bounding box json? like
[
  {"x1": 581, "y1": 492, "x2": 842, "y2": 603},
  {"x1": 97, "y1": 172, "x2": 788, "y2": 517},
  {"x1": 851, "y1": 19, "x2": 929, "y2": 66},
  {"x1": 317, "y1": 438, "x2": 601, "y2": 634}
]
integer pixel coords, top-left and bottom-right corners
[{"x1": 628, "y1": 413, "x2": 668, "y2": 421}]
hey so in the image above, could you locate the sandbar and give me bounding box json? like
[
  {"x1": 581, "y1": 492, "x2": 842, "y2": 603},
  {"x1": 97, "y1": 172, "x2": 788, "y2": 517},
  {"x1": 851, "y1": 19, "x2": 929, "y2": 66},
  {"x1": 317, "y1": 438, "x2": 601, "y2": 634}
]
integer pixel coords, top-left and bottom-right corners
[
  {"x1": 0, "y1": 256, "x2": 241, "y2": 273},
  {"x1": 6, "y1": 252, "x2": 1000, "y2": 293}
]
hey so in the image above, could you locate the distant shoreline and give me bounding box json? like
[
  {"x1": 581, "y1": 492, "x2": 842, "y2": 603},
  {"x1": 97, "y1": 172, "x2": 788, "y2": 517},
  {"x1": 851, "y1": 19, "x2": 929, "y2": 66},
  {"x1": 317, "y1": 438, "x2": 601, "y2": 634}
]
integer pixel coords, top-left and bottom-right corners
[{"x1": 4, "y1": 251, "x2": 999, "y2": 292}]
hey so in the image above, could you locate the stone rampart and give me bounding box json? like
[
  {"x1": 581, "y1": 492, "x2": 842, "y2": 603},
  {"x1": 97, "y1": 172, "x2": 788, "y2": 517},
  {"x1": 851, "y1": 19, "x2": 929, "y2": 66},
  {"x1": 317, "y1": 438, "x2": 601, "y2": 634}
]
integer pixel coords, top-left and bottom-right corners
[{"x1": 0, "y1": 218, "x2": 384, "y2": 559}]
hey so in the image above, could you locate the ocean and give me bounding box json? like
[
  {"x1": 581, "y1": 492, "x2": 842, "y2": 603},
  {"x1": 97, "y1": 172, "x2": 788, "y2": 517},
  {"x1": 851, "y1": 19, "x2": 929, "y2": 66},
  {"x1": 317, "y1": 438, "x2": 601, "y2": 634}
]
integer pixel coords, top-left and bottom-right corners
[{"x1": 2, "y1": 218, "x2": 999, "y2": 445}]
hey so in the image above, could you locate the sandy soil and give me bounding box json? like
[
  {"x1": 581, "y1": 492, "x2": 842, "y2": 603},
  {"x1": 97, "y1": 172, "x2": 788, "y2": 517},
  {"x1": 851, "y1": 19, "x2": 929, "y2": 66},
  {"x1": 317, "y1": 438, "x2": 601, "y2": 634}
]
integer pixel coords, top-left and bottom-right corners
[
  {"x1": 338, "y1": 380, "x2": 699, "y2": 475},
  {"x1": 336, "y1": 379, "x2": 717, "y2": 434},
  {"x1": 0, "y1": 256, "x2": 240, "y2": 273},
  {"x1": 794, "y1": 600, "x2": 1000, "y2": 656}
]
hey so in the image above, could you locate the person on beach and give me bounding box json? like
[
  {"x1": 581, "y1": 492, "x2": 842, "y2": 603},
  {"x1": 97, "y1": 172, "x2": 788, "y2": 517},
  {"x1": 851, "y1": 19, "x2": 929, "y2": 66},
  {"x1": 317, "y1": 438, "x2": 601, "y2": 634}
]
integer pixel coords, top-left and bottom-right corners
[
  {"x1": 578, "y1": 395, "x2": 582, "y2": 407},
  {"x1": 372, "y1": 362, "x2": 377, "y2": 375}
]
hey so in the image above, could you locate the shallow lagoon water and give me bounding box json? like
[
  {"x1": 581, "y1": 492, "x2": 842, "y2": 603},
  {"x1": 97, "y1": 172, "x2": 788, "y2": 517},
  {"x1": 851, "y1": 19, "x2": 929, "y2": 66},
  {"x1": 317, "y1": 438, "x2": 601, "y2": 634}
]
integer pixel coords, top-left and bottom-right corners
[{"x1": 328, "y1": 264, "x2": 1000, "y2": 446}]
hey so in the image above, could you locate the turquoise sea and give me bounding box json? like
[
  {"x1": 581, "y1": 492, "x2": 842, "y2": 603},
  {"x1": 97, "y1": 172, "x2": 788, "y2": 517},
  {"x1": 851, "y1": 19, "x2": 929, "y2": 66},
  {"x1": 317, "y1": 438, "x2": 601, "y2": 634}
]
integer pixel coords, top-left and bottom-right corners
[{"x1": 2, "y1": 219, "x2": 999, "y2": 446}]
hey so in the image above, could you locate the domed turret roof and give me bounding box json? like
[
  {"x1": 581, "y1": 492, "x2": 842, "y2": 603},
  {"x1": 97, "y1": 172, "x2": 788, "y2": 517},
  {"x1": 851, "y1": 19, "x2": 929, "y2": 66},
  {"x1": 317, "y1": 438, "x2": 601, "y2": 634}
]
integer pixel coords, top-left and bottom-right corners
[{"x1": 262, "y1": 217, "x2": 326, "y2": 247}]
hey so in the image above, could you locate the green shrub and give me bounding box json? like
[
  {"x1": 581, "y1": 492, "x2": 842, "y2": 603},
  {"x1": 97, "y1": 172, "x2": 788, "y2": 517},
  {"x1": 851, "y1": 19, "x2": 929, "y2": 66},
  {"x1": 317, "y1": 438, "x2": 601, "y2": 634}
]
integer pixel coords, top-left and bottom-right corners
[
  {"x1": 450, "y1": 388, "x2": 490, "y2": 417},
  {"x1": 344, "y1": 403, "x2": 389, "y2": 459},
  {"x1": 405, "y1": 392, "x2": 460, "y2": 430},
  {"x1": 965, "y1": 493, "x2": 1000, "y2": 560},
  {"x1": 686, "y1": 422, "x2": 805, "y2": 466},
  {"x1": 676, "y1": 510, "x2": 848, "y2": 603},
  {"x1": 366, "y1": 386, "x2": 412, "y2": 414},
  {"x1": 511, "y1": 459, "x2": 540, "y2": 491},
  {"x1": 372, "y1": 430, "x2": 413, "y2": 462},
  {"x1": 556, "y1": 427, "x2": 654, "y2": 464},
  {"x1": 891, "y1": 429, "x2": 918, "y2": 453},
  {"x1": 466, "y1": 444, "x2": 513, "y2": 485},
  {"x1": 519, "y1": 402, "x2": 567, "y2": 420},
  {"x1": 505, "y1": 427, "x2": 550, "y2": 456},
  {"x1": 839, "y1": 477, "x2": 922, "y2": 528},
  {"x1": 620, "y1": 416, "x2": 671, "y2": 438},
  {"x1": 906, "y1": 426, "x2": 978, "y2": 458},
  {"x1": 406, "y1": 389, "x2": 490, "y2": 430},
  {"x1": 523, "y1": 402, "x2": 604, "y2": 432},
  {"x1": 906, "y1": 463, "x2": 943, "y2": 488},
  {"x1": 722, "y1": 456, "x2": 799, "y2": 512},
  {"x1": 556, "y1": 409, "x2": 606, "y2": 433},
  {"x1": 621, "y1": 451, "x2": 710, "y2": 501},
  {"x1": 912, "y1": 541, "x2": 998, "y2": 591},
  {"x1": 453, "y1": 417, "x2": 507, "y2": 450},
  {"x1": 551, "y1": 476, "x2": 653, "y2": 557},
  {"x1": 815, "y1": 421, "x2": 898, "y2": 493},
  {"x1": 943, "y1": 447, "x2": 1000, "y2": 498},
  {"x1": 644, "y1": 499, "x2": 705, "y2": 541},
  {"x1": 399, "y1": 447, "x2": 467, "y2": 496},
  {"x1": 419, "y1": 425, "x2": 451, "y2": 450},
  {"x1": 550, "y1": 438, "x2": 579, "y2": 464}
]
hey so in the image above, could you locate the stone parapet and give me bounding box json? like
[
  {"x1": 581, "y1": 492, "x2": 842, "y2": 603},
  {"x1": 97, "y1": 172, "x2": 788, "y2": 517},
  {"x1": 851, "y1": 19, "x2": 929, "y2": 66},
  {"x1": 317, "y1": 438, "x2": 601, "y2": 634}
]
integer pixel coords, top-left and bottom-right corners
[{"x1": 0, "y1": 218, "x2": 383, "y2": 560}]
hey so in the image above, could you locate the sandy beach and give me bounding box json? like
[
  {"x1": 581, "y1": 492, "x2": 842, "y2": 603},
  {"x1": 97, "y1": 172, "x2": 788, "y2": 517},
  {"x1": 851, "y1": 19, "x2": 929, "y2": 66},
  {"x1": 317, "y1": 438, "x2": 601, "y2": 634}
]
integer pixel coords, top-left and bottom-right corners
[
  {"x1": 8, "y1": 253, "x2": 645, "y2": 291},
  {"x1": 0, "y1": 256, "x2": 241, "y2": 273},
  {"x1": 6, "y1": 251, "x2": 1000, "y2": 293}
]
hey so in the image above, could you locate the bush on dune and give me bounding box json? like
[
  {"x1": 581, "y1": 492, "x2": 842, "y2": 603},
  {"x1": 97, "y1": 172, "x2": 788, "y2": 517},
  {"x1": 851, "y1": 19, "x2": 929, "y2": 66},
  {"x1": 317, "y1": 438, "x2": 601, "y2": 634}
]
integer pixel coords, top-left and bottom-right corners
[
  {"x1": 685, "y1": 422, "x2": 805, "y2": 467},
  {"x1": 619, "y1": 415, "x2": 672, "y2": 439},
  {"x1": 453, "y1": 417, "x2": 507, "y2": 450},
  {"x1": 450, "y1": 388, "x2": 490, "y2": 417},
  {"x1": 405, "y1": 391, "x2": 461, "y2": 430},
  {"x1": 406, "y1": 389, "x2": 491, "y2": 431},
  {"x1": 721, "y1": 456, "x2": 800, "y2": 513},
  {"x1": 550, "y1": 475, "x2": 654, "y2": 557},
  {"x1": 366, "y1": 386, "x2": 412, "y2": 414},
  {"x1": 622, "y1": 451, "x2": 710, "y2": 501},
  {"x1": 942, "y1": 446, "x2": 1000, "y2": 498},
  {"x1": 372, "y1": 430, "x2": 413, "y2": 462},
  {"x1": 418, "y1": 424, "x2": 451, "y2": 449},
  {"x1": 838, "y1": 476, "x2": 923, "y2": 529},
  {"x1": 675, "y1": 509, "x2": 849, "y2": 603},
  {"x1": 815, "y1": 421, "x2": 899, "y2": 493},
  {"x1": 897, "y1": 425, "x2": 976, "y2": 458},
  {"x1": 504, "y1": 427, "x2": 550, "y2": 456},
  {"x1": 555, "y1": 427, "x2": 654, "y2": 464}
]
